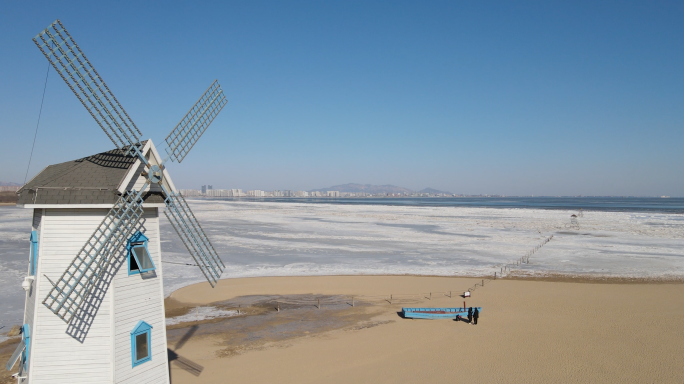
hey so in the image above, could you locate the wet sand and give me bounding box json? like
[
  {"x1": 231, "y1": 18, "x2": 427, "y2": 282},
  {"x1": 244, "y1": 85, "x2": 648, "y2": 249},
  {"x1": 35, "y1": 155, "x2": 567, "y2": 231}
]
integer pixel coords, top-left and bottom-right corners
[{"x1": 167, "y1": 275, "x2": 684, "y2": 383}]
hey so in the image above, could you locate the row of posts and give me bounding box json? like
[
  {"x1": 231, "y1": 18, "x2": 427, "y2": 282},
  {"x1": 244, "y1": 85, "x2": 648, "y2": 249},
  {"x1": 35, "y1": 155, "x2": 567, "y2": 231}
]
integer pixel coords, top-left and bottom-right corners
[
  {"x1": 263, "y1": 236, "x2": 556, "y2": 313},
  {"x1": 499, "y1": 234, "x2": 554, "y2": 276}
]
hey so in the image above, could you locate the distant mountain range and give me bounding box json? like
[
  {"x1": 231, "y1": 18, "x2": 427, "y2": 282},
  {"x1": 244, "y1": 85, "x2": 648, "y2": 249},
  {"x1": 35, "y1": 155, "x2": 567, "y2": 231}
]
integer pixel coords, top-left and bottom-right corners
[
  {"x1": 0, "y1": 181, "x2": 21, "y2": 186},
  {"x1": 309, "y1": 183, "x2": 412, "y2": 194},
  {"x1": 309, "y1": 183, "x2": 450, "y2": 194}
]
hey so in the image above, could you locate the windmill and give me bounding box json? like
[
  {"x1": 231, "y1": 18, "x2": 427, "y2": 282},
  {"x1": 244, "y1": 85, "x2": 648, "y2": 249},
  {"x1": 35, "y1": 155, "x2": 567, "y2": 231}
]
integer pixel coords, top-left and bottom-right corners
[{"x1": 6, "y1": 20, "x2": 227, "y2": 383}]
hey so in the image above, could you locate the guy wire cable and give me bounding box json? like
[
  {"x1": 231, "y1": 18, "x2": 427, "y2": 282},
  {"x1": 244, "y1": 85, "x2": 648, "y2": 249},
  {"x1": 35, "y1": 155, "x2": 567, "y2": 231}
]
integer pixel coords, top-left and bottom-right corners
[{"x1": 24, "y1": 49, "x2": 52, "y2": 184}]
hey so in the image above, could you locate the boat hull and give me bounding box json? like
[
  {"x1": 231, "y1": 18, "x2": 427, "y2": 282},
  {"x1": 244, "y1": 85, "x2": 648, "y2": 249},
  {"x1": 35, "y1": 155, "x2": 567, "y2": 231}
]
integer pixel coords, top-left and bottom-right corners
[{"x1": 402, "y1": 307, "x2": 482, "y2": 320}]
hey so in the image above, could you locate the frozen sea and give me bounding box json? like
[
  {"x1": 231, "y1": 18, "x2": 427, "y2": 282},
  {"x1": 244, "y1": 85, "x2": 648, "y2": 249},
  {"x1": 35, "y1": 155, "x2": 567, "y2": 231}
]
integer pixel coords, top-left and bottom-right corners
[{"x1": 1, "y1": 198, "x2": 683, "y2": 334}]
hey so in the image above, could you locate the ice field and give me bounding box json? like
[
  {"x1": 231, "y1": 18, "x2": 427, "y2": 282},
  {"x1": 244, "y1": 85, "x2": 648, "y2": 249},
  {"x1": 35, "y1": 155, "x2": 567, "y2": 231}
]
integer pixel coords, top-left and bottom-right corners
[{"x1": 1, "y1": 200, "x2": 683, "y2": 334}]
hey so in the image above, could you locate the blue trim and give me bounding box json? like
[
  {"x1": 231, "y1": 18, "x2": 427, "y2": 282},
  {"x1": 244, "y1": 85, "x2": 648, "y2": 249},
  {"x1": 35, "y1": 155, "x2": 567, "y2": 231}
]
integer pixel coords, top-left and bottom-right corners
[
  {"x1": 128, "y1": 231, "x2": 149, "y2": 244},
  {"x1": 22, "y1": 324, "x2": 30, "y2": 372},
  {"x1": 29, "y1": 231, "x2": 38, "y2": 276},
  {"x1": 130, "y1": 321, "x2": 153, "y2": 367},
  {"x1": 131, "y1": 320, "x2": 153, "y2": 334},
  {"x1": 126, "y1": 231, "x2": 155, "y2": 275}
]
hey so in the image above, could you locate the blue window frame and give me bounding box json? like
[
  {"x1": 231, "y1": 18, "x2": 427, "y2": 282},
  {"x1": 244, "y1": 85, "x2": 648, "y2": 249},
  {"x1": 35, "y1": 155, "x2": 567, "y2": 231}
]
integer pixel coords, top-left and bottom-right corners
[
  {"x1": 126, "y1": 231, "x2": 155, "y2": 275},
  {"x1": 22, "y1": 324, "x2": 30, "y2": 372},
  {"x1": 29, "y1": 231, "x2": 38, "y2": 276},
  {"x1": 130, "y1": 321, "x2": 152, "y2": 367}
]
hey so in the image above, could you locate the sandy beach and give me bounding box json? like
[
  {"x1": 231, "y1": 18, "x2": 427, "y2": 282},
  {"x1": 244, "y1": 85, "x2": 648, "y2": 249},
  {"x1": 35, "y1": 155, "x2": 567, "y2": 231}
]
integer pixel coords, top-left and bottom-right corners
[{"x1": 165, "y1": 275, "x2": 684, "y2": 383}]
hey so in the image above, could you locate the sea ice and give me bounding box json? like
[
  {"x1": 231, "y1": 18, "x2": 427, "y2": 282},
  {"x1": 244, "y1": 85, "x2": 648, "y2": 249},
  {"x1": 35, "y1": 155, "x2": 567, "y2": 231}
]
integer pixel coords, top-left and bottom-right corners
[{"x1": 1, "y1": 200, "x2": 683, "y2": 337}]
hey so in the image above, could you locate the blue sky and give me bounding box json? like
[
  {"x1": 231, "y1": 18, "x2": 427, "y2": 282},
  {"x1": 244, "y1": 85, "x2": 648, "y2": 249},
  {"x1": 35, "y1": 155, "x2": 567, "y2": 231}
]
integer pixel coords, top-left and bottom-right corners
[{"x1": 1, "y1": 1, "x2": 682, "y2": 196}]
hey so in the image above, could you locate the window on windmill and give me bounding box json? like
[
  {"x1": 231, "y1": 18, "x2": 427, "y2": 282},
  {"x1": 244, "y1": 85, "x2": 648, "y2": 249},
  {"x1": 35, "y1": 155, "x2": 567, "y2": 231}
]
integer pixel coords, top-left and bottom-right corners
[
  {"x1": 130, "y1": 244, "x2": 155, "y2": 274},
  {"x1": 135, "y1": 333, "x2": 149, "y2": 360},
  {"x1": 127, "y1": 232, "x2": 156, "y2": 275},
  {"x1": 130, "y1": 321, "x2": 152, "y2": 367}
]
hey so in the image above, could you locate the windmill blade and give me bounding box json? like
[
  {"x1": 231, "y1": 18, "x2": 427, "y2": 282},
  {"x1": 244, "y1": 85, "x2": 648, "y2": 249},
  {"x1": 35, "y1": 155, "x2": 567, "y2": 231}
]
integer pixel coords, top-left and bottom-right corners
[
  {"x1": 43, "y1": 191, "x2": 145, "y2": 323},
  {"x1": 33, "y1": 20, "x2": 143, "y2": 156},
  {"x1": 164, "y1": 80, "x2": 227, "y2": 163},
  {"x1": 164, "y1": 191, "x2": 225, "y2": 286}
]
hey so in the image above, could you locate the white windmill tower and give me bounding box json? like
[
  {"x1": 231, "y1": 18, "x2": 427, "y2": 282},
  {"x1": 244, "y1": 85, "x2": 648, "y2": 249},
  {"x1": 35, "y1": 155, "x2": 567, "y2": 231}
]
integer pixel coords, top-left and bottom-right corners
[{"x1": 5, "y1": 20, "x2": 227, "y2": 383}]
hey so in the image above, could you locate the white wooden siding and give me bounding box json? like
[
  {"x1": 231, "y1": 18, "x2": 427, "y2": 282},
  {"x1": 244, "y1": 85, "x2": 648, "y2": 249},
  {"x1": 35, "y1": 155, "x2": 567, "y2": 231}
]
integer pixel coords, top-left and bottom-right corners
[
  {"x1": 127, "y1": 170, "x2": 165, "y2": 196},
  {"x1": 125, "y1": 162, "x2": 148, "y2": 194},
  {"x1": 113, "y1": 208, "x2": 169, "y2": 384},
  {"x1": 24, "y1": 208, "x2": 169, "y2": 384},
  {"x1": 28, "y1": 208, "x2": 114, "y2": 384}
]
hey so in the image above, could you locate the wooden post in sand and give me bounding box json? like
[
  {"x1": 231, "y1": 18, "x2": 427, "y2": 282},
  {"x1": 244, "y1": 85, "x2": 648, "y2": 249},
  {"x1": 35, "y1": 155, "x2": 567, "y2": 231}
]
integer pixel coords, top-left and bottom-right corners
[
  {"x1": 450, "y1": 291, "x2": 452, "y2": 298},
  {"x1": 318, "y1": 298, "x2": 320, "y2": 309},
  {"x1": 237, "y1": 304, "x2": 240, "y2": 315},
  {"x1": 429, "y1": 292, "x2": 432, "y2": 300},
  {"x1": 277, "y1": 302, "x2": 280, "y2": 312},
  {"x1": 482, "y1": 279, "x2": 484, "y2": 286}
]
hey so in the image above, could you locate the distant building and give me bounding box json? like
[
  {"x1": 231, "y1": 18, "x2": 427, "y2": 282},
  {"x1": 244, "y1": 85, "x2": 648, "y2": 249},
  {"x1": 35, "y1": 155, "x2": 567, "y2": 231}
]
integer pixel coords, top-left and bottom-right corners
[
  {"x1": 310, "y1": 191, "x2": 322, "y2": 197},
  {"x1": 247, "y1": 190, "x2": 266, "y2": 197},
  {"x1": 294, "y1": 191, "x2": 309, "y2": 197},
  {"x1": 327, "y1": 191, "x2": 340, "y2": 197},
  {"x1": 200, "y1": 185, "x2": 213, "y2": 194},
  {"x1": 192, "y1": 188, "x2": 245, "y2": 197},
  {"x1": 179, "y1": 189, "x2": 201, "y2": 197}
]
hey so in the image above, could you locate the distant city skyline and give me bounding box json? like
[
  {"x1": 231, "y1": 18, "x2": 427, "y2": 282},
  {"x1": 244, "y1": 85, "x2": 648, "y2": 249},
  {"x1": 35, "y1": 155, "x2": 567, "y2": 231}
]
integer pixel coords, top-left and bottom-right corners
[
  {"x1": 183, "y1": 183, "x2": 455, "y2": 198},
  {"x1": 0, "y1": 181, "x2": 675, "y2": 198},
  {"x1": 1, "y1": 1, "x2": 683, "y2": 196},
  {"x1": 180, "y1": 183, "x2": 674, "y2": 199}
]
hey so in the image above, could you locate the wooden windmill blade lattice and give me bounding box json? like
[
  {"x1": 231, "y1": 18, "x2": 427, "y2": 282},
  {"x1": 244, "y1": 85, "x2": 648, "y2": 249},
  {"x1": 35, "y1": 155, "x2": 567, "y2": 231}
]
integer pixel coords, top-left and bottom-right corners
[
  {"x1": 34, "y1": 19, "x2": 228, "y2": 324},
  {"x1": 159, "y1": 81, "x2": 229, "y2": 286},
  {"x1": 42, "y1": 191, "x2": 145, "y2": 322},
  {"x1": 164, "y1": 191, "x2": 225, "y2": 286},
  {"x1": 33, "y1": 20, "x2": 143, "y2": 157},
  {"x1": 164, "y1": 80, "x2": 228, "y2": 163}
]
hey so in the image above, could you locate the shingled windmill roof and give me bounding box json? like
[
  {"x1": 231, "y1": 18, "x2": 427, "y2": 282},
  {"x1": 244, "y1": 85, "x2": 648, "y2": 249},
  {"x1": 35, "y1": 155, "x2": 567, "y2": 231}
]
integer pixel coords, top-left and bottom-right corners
[{"x1": 17, "y1": 143, "x2": 164, "y2": 206}]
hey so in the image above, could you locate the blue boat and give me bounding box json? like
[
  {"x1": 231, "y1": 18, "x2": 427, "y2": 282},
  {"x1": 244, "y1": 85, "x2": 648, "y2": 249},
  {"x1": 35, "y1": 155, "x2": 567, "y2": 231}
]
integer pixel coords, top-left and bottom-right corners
[{"x1": 402, "y1": 307, "x2": 482, "y2": 319}]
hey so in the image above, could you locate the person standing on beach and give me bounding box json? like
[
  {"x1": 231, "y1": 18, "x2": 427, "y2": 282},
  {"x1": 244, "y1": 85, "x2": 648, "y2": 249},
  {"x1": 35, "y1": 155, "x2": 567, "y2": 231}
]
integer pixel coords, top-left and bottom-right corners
[
  {"x1": 467, "y1": 307, "x2": 473, "y2": 324},
  {"x1": 473, "y1": 308, "x2": 479, "y2": 325}
]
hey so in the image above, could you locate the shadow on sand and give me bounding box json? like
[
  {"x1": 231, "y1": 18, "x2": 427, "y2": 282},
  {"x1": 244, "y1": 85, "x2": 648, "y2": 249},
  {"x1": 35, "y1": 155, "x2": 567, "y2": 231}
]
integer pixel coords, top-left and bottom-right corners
[{"x1": 168, "y1": 325, "x2": 204, "y2": 381}]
